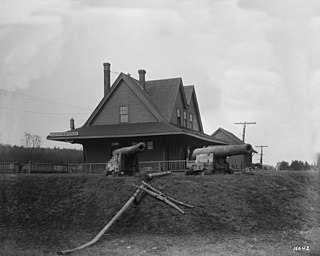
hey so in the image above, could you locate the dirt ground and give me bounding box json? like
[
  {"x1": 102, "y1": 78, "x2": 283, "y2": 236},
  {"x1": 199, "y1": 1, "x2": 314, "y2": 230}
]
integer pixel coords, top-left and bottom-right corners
[
  {"x1": 0, "y1": 229, "x2": 317, "y2": 256},
  {"x1": 0, "y1": 170, "x2": 319, "y2": 256}
]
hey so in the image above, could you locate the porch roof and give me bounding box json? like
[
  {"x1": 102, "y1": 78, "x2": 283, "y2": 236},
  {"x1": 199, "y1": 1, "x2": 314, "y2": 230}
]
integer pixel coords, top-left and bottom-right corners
[{"x1": 47, "y1": 122, "x2": 226, "y2": 145}]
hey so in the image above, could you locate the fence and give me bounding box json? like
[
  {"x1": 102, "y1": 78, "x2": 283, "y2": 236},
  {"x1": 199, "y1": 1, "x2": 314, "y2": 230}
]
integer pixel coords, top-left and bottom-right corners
[
  {"x1": 67, "y1": 163, "x2": 106, "y2": 174},
  {"x1": 0, "y1": 160, "x2": 187, "y2": 174},
  {"x1": 0, "y1": 162, "x2": 19, "y2": 174},
  {"x1": 139, "y1": 160, "x2": 187, "y2": 173},
  {"x1": 0, "y1": 162, "x2": 106, "y2": 174}
]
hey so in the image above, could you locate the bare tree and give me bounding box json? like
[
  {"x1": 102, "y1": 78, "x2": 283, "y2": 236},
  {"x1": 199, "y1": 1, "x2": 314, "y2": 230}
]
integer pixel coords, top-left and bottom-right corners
[
  {"x1": 17, "y1": 132, "x2": 43, "y2": 172},
  {"x1": 23, "y1": 132, "x2": 42, "y2": 148}
]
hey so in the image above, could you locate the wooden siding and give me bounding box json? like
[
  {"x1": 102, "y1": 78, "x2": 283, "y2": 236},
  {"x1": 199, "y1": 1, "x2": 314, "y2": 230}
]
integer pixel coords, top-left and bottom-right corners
[
  {"x1": 227, "y1": 154, "x2": 252, "y2": 169},
  {"x1": 227, "y1": 155, "x2": 243, "y2": 169},
  {"x1": 213, "y1": 130, "x2": 236, "y2": 144},
  {"x1": 188, "y1": 93, "x2": 201, "y2": 131},
  {"x1": 213, "y1": 130, "x2": 253, "y2": 169},
  {"x1": 82, "y1": 135, "x2": 194, "y2": 163},
  {"x1": 83, "y1": 140, "x2": 110, "y2": 163},
  {"x1": 170, "y1": 87, "x2": 201, "y2": 131},
  {"x1": 170, "y1": 89, "x2": 185, "y2": 126},
  {"x1": 83, "y1": 137, "x2": 166, "y2": 163},
  {"x1": 91, "y1": 80, "x2": 158, "y2": 125}
]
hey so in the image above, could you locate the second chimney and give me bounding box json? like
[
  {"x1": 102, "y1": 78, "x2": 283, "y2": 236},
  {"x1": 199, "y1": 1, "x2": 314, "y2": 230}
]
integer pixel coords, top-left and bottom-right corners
[
  {"x1": 70, "y1": 118, "x2": 75, "y2": 130},
  {"x1": 138, "y1": 69, "x2": 146, "y2": 90},
  {"x1": 103, "y1": 62, "x2": 111, "y2": 96}
]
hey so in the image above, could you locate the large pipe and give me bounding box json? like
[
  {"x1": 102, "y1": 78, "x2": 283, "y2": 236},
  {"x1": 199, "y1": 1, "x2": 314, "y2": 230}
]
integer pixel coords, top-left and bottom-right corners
[
  {"x1": 191, "y1": 143, "x2": 257, "y2": 159},
  {"x1": 112, "y1": 142, "x2": 146, "y2": 156},
  {"x1": 57, "y1": 185, "x2": 145, "y2": 254}
]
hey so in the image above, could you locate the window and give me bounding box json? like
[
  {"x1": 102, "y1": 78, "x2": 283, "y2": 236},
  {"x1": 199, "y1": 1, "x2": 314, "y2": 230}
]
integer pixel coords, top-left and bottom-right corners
[
  {"x1": 183, "y1": 111, "x2": 187, "y2": 127},
  {"x1": 189, "y1": 113, "x2": 193, "y2": 129},
  {"x1": 147, "y1": 141, "x2": 153, "y2": 150},
  {"x1": 120, "y1": 106, "x2": 128, "y2": 123},
  {"x1": 177, "y1": 108, "x2": 181, "y2": 126}
]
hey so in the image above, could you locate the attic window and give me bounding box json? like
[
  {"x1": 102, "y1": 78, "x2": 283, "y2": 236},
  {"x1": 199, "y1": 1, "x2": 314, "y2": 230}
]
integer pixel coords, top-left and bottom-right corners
[
  {"x1": 177, "y1": 108, "x2": 181, "y2": 126},
  {"x1": 183, "y1": 111, "x2": 187, "y2": 127},
  {"x1": 189, "y1": 113, "x2": 193, "y2": 129},
  {"x1": 120, "y1": 105, "x2": 128, "y2": 123}
]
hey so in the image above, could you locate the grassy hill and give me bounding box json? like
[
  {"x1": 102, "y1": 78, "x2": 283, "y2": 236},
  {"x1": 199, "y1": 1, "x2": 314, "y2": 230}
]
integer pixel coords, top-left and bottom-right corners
[{"x1": 0, "y1": 170, "x2": 319, "y2": 255}]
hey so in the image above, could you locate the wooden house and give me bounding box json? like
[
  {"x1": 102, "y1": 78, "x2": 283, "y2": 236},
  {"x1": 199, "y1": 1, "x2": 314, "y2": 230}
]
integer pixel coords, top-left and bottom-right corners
[
  {"x1": 47, "y1": 63, "x2": 226, "y2": 163},
  {"x1": 211, "y1": 127, "x2": 254, "y2": 169}
]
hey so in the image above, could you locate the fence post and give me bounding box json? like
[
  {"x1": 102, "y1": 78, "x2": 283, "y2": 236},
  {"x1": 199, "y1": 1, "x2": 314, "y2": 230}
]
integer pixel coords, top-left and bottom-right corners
[
  {"x1": 28, "y1": 161, "x2": 32, "y2": 174},
  {"x1": 90, "y1": 164, "x2": 92, "y2": 173}
]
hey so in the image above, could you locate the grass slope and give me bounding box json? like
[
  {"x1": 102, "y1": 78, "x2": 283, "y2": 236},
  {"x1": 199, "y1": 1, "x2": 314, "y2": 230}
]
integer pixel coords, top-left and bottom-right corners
[{"x1": 0, "y1": 170, "x2": 319, "y2": 255}]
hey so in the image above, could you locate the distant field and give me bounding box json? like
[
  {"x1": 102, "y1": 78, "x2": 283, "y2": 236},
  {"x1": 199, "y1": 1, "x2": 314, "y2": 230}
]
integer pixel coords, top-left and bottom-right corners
[{"x1": 0, "y1": 170, "x2": 319, "y2": 256}]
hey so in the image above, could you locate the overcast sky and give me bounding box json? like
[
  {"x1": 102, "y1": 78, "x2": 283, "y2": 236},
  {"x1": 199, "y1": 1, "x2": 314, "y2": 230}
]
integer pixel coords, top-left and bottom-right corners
[{"x1": 0, "y1": 0, "x2": 319, "y2": 165}]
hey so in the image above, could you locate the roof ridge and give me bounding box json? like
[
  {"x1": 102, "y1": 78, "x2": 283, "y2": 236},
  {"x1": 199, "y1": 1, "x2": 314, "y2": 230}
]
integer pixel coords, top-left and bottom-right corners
[
  {"x1": 211, "y1": 127, "x2": 243, "y2": 144},
  {"x1": 85, "y1": 73, "x2": 166, "y2": 126},
  {"x1": 125, "y1": 75, "x2": 167, "y2": 121},
  {"x1": 144, "y1": 77, "x2": 182, "y2": 121},
  {"x1": 145, "y1": 77, "x2": 182, "y2": 83}
]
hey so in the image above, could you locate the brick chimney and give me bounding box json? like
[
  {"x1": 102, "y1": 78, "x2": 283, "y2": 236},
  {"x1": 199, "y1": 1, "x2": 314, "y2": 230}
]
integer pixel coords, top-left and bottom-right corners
[
  {"x1": 103, "y1": 62, "x2": 111, "y2": 96},
  {"x1": 138, "y1": 69, "x2": 146, "y2": 90},
  {"x1": 70, "y1": 118, "x2": 75, "y2": 130}
]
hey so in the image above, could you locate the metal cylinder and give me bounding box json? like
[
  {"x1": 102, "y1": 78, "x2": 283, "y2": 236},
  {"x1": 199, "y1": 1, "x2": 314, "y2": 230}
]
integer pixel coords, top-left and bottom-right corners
[
  {"x1": 191, "y1": 143, "x2": 256, "y2": 159},
  {"x1": 112, "y1": 142, "x2": 146, "y2": 156}
]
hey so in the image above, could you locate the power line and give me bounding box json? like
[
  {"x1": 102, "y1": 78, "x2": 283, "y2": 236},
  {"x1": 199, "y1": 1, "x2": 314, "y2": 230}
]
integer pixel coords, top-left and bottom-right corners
[
  {"x1": 234, "y1": 121, "x2": 256, "y2": 142},
  {"x1": 1, "y1": 106, "x2": 90, "y2": 116},
  {"x1": 255, "y1": 145, "x2": 268, "y2": 166},
  {"x1": 110, "y1": 70, "x2": 121, "y2": 75},
  {"x1": 0, "y1": 89, "x2": 91, "y2": 110},
  {"x1": 257, "y1": 117, "x2": 306, "y2": 126}
]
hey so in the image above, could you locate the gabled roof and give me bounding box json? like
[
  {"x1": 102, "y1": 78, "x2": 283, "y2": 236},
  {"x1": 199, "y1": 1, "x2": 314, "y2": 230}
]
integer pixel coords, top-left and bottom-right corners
[
  {"x1": 85, "y1": 73, "x2": 166, "y2": 126},
  {"x1": 184, "y1": 85, "x2": 194, "y2": 105},
  {"x1": 47, "y1": 122, "x2": 227, "y2": 145},
  {"x1": 48, "y1": 70, "x2": 211, "y2": 144},
  {"x1": 183, "y1": 85, "x2": 203, "y2": 132},
  {"x1": 143, "y1": 80, "x2": 203, "y2": 131},
  {"x1": 211, "y1": 127, "x2": 244, "y2": 145},
  {"x1": 85, "y1": 72, "x2": 204, "y2": 130},
  {"x1": 144, "y1": 78, "x2": 187, "y2": 121}
]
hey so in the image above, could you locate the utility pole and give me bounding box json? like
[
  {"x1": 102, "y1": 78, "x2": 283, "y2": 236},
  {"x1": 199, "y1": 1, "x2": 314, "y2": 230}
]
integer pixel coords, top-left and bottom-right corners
[
  {"x1": 255, "y1": 145, "x2": 268, "y2": 166},
  {"x1": 234, "y1": 121, "x2": 256, "y2": 142}
]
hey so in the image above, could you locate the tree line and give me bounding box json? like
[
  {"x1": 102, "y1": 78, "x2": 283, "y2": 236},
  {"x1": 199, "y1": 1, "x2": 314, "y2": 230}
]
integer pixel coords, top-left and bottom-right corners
[
  {"x1": 0, "y1": 132, "x2": 83, "y2": 165},
  {"x1": 277, "y1": 160, "x2": 314, "y2": 171},
  {"x1": 0, "y1": 144, "x2": 83, "y2": 164}
]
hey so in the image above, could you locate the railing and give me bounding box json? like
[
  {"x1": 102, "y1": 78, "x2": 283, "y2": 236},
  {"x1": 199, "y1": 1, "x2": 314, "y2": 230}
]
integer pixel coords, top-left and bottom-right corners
[
  {"x1": 0, "y1": 160, "x2": 187, "y2": 174},
  {"x1": 139, "y1": 160, "x2": 187, "y2": 173},
  {"x1": 0, "y1": 162, "x2": 19, "y2": 174},
  {"x1": 67, "y1": 163, "x2": 106, "y2": 174},
  {"x1": 0, "y1": 162, "x2": 106, "y2": 174},
  {"x1": 28, "y1": 163, "x2": 68, "y2": 173}
]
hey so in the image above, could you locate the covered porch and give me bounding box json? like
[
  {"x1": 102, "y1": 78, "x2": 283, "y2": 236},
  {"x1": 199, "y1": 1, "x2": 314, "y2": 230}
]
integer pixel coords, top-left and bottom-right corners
[{"x1": 47, "y1": 122, "x2": 226, "y2": 164}]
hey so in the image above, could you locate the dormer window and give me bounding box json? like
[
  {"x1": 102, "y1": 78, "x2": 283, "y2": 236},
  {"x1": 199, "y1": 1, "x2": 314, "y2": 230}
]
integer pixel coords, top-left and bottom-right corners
[
  {"x1": 120, "y1": 105, "x2": 128, "y2": 123},
  {"x1": 177, "y1": 108, "x2": 181, "y2": 126},
  {"x1": 183, "y1": 111, "x2": 187, "y2": 127}
]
